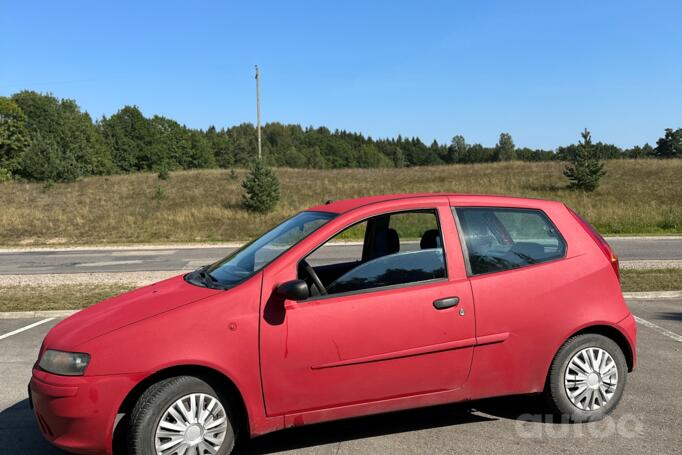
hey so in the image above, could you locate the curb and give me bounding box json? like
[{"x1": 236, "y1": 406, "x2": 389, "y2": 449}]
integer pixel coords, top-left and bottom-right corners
[
  {"x1": 620, "y1": 260, "x2": 682, "y2": 270},
  {"x1": 604, "y1": 236, "x2": 682, "y2": 241},
  {"x1": 0, "y1": 270, "x2": 187, "y2": 287},
  {"x1": 0, "y1": 310, "x2": 78, "y2": 319},
  {"x1": 623, "y1": 290, "x2": 682, "y2": 299}
]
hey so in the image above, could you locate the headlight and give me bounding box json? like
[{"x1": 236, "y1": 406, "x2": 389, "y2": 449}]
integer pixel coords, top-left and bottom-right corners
[{"x1": 38, "y1": 350, "x2": 90, "y2": 376}]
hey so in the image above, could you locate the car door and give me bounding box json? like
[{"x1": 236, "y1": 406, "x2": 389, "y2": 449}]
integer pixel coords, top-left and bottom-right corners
[{"x1": 259, "y1": 201, "x2": 475, "y2": 417}]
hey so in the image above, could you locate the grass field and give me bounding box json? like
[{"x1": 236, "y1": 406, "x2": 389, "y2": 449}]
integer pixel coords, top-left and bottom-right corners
[
  {"x1": 1, "y1": 269, "x2": 679, "y2": 312},
  {"x1": 0, "y1": 159, "x2": 680, "y2": 246},
  {"x1": 0, "y1": 284, "x2": 134, "y2": 312},
  {"x1": 620, "y1": 269, "x2": 682, "y2": 292}
]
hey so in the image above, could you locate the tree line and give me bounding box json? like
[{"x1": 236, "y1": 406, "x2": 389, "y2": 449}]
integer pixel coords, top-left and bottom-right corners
[{"x1": 1, "y1": 90, "x2": 680, "y2": 182}]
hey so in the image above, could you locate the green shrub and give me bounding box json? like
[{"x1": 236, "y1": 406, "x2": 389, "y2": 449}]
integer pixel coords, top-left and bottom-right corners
[
  {"x1": 0, "y1": 97, "x2": 30, "y2": 173},
  {"x1": 19, "y1": 134, "x2": 81, "y2": 182},
  {"x1": 0, "y1": 167, "x2": 12, "y2": 183},
  {"x1": 241, "y1": 160, "x2": 280, "y2": 213},
  {"x1": 152, "y1": 184, "x2": 166, "y2": 200}
]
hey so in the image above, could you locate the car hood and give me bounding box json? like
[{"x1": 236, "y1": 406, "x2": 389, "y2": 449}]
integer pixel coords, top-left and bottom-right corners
[{"x1": 43, "y1": 275, "x2": 222, "y2": 349}]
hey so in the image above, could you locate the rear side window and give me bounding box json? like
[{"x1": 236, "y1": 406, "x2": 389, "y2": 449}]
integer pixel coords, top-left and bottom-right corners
[{"x1": 454, "y1": 207, "x2": 566, "y2": 275}]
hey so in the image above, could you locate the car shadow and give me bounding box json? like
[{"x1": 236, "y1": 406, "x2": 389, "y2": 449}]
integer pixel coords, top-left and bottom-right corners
[
  {"x1": 237, "y1": 395, "x2": 550, "y2": 455},
  {"x1": 0, "y1": 395, "x2": 552, "y2": 455},
  {"x1": 236, "y1": 403, "x2": 492, "y2": 454},
  {"x1": 0, "y1": 399, "x2": 65, "y2": 454},
  {"x1": 655, "y1": 311, "x2": 682, "y2": 322}
]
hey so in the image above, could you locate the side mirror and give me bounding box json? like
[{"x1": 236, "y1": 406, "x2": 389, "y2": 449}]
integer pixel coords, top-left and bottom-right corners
[{"x1": 276, "y1": 279, "x2": 309, "y2": 301}]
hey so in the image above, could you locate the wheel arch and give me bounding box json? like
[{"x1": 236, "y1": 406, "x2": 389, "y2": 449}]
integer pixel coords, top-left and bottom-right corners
[
  {"x1": 553, "y1": 324, "x2": 635, "y2": 375},
  {"x1": 113, "y1": 364, "x2": 250, "y2": 449}
]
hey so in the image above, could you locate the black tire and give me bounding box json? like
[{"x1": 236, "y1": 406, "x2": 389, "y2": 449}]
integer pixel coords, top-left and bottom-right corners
[
  {"x1": 127, "y1": 376, "x2": 236, "y2": 455},
  {"x1": 546, "y1": 333, "x2": 627, "y2": 422}
]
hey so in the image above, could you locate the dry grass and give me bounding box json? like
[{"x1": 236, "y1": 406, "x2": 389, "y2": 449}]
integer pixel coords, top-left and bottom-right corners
[
  {"x1": 0, "y1": 159, "x2": 680, "y2": 246},
  {"x1": 0, "y1": 284, "x2": 134, "y2": 312},
  {"x1": 620, "y1": 269, "x2": 682, "y2": 293}
]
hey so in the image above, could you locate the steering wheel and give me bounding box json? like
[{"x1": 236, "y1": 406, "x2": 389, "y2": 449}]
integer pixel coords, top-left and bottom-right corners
[{"x1": 300, "y1": 259, "x2": 327, "y2": 296}]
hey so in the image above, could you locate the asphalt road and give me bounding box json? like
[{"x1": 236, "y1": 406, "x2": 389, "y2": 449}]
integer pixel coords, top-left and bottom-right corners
[
  {"x1": 0, "y1": 298, "x2": 680, "y2": 454},
  {"x1": 0, "y1": 237, "x2": 680, "y2": 275}
]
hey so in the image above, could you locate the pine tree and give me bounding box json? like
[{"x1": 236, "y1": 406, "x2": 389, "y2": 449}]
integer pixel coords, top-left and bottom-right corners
[
  {"x1": 564, "y1": 129, "x2": 605, "y2": 192},
  {"x1": 654, "y1": 128, "x2": 682, "y2": 158},
  {"x1": 156, "y1": 161, "x2": 170, "y2": 180},
  {"x1": 241, "y1": 160, "x2": 280, "y2": 213}
]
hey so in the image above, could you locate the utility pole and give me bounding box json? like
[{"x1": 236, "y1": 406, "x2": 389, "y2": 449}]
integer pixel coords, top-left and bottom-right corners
[{"x1": 255, "y1": 65, "x2": 262, "y2": 161}]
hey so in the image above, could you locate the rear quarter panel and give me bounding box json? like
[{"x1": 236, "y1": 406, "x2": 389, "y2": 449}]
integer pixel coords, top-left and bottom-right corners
[{"x1": 449, "y1": 198, "x2": 631, "y2": 398}]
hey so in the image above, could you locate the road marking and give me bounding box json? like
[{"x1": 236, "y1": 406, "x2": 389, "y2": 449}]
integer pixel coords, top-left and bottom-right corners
[
  {"x1": 634, "y1": 315, "x2": 682, "y2": 343},
  {"x1": 111, "y1": 250, "x2": 177, "y2": 257},
  {"x1": 0, "y1": 318, "x2": 54, "y2": 341},
  {"x1": 47, "y1": 252, "x2": 112, "y2": 258},
  {"x1": 75, "y1": 260, "x2": 143, "y2": 267}
]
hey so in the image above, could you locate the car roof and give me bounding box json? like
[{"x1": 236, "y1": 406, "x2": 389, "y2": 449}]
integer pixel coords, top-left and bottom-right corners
[{"x1": 308, "y1": 193, "x2": 560, "y2": 214}]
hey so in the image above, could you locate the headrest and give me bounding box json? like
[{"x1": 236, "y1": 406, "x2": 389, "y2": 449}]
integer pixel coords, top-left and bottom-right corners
[
  {"x1": 387, "y1": 228, "x2": 400, "y2": 255},
  {"x1": 420, "y1": 229, "x2": 441, "y2": 249}
]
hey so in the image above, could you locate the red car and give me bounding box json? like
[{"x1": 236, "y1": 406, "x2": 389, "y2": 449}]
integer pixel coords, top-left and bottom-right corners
[{"x1": 30, "y1": 193, "x2": 636, "y2": 455}]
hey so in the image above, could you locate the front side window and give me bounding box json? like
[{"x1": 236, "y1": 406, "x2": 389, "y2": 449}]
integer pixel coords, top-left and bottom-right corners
[
  {"x1": 455, "y1": 207, "x2": 566, "y2": 275},
  {"x1": 191, "y1": 211, "x2": 336, "y2": 288},
  {"x1": 300, "y1": 210, "x2": 446, "y2": 297}
]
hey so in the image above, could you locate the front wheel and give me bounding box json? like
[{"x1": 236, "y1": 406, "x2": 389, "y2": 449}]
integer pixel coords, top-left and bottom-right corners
[
  {"x1": 127, "y1": 376, "x2": 236, "y2": 455},
  {"x1": 546, "y1": 334, "x2": 628, "y2": 422}
]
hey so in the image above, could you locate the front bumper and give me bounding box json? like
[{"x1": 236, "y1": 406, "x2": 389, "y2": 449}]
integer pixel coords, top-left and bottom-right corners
[{"x1": 29, "y1": 368, "x2": 141, "y2": 455}]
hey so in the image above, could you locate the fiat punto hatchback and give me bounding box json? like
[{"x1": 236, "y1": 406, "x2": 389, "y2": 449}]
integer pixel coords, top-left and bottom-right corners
[{"x1": 30, "y1": 194, "x2": 636, "y2": 455}]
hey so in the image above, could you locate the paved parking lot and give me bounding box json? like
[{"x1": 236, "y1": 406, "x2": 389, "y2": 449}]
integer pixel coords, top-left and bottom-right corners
[{"x1": 1, "y1": 298, "x2": 680, "y2": 454}]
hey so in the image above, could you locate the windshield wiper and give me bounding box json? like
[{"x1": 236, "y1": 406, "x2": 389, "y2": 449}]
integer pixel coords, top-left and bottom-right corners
[{"x1": 197, "y1": 266, "x2": 226, "y2": 290}]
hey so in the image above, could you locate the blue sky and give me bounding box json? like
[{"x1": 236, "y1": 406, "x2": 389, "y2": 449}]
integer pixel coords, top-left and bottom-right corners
[{"x1": 2, "y1": 0, "x2": 680, "y2": 149}]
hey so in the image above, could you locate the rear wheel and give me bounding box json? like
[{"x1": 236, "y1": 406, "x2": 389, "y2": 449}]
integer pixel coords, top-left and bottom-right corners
[
  {"x1": 546, "y1": 334, "x2": 627, "y2": 422},
  {"x1": 128, "y1": 376, "x2": 236, "y2": 455}
]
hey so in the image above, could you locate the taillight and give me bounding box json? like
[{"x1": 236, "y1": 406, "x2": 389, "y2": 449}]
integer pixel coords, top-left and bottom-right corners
[{"x1": 566, "y1": 206, "x2": 620, "y2": 281}]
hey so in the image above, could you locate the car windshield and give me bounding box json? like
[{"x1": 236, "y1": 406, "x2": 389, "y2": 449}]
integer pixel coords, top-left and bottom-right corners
[{"x1": 191, "y1": 211, "x2": 336, "y2": 289}]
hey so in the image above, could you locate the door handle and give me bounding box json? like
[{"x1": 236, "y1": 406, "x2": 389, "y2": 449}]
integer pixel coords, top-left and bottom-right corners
[{"x1": 433, "y1": 296, "x2": 460, "y2": 310}]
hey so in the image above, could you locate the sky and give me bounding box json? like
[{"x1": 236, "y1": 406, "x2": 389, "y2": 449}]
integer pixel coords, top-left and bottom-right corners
[{"x1": 1, "y1": 0, "x2": 681, "y2": 149}]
